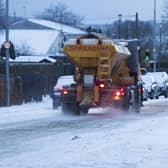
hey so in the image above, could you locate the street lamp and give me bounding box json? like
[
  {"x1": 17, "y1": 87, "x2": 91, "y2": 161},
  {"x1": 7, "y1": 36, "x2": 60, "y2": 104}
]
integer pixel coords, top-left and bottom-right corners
[
  {"x1": 23, "y1": 6, "x2": 26, "y2": 20},
  {"x1": 159, "y1": 23, "x2": 162, "y2": 57},
  {"x1": 118, "y1": 14, "x2": 122, "y2": 39},
  {"x1": 153, "y1": 0, "x2": 157, "y2": 72}
]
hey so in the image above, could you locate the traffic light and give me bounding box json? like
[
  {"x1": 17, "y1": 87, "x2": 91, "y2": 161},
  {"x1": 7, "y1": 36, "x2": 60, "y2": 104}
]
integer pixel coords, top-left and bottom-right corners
[{"x1": 0, "y1": 41, "x2": 16, "y2": 60}]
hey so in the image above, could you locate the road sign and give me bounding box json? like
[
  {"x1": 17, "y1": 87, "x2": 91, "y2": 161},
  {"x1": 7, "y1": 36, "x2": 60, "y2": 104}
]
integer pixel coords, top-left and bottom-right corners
[{"x1": 3, "y1": 42, "x2": 11, "y2": 49}]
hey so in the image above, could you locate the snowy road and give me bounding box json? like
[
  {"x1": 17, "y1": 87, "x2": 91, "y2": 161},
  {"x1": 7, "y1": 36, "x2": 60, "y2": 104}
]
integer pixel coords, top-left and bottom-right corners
[{"x1": 0, "y1": 97, "x2": 168, "y2": 168}]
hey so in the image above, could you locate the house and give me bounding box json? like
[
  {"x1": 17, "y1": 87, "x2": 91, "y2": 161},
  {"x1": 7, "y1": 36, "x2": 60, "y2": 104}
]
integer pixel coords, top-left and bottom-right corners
[
  {"x1": 0, "y1": 18, "x2": 86, "y2": 56},
  {"x1": 0, "y1": 19, "x2": 87, "y2": 105}
]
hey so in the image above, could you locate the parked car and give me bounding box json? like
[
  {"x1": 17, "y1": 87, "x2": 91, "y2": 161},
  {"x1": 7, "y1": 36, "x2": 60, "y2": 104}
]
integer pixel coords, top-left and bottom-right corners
[
  {"x1": 147, "y1": 72, "x2": 168, "y2": 98},
  {"x1": 52, "y1": 75, "x2": 75, "y2": 109},
  {"x1": 141, "y1": 74, "x2": 159, "y2": 99}
]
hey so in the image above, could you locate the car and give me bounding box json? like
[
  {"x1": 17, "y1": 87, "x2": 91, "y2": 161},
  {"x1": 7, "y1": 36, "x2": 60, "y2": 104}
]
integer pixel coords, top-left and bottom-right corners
[
  {"x1": 147, "y1": 72, "x2": 168, "y2": 98},
  {"x1": 142, "y1": 82, "x2": 148, "y2": 101},
  {"x1": 141, "y1": 74, "x2": 159, "y2": 99},
  {"x1": 52, "y1": 75, "x2": 75, "y2": 109}
]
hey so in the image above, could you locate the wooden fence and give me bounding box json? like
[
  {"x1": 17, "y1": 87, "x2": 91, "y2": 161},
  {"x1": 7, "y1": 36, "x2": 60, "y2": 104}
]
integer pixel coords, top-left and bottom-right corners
[
  {"x1": 0, "y1": 62, "x2": 75, "y2": 106},
  {"x1": 0, "y1": 75, "x2": 23, "y2": 106}
]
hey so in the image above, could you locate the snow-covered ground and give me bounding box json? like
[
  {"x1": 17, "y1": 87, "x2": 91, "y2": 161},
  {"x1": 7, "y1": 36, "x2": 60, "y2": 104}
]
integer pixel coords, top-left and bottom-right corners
[{"x1": 0, "y1": 96, "x2": 168, "y2": 168}]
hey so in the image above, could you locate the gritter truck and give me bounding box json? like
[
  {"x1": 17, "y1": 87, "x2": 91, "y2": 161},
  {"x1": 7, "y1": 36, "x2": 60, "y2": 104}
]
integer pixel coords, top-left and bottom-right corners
[{"x1": 60, "y1": 34, "x2": 142, "y2": 115}]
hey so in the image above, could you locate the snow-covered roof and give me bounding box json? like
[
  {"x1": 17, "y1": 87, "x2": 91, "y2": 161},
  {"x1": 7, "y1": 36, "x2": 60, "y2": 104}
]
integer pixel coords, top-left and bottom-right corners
[
  {"x1": 10, "y1": 56, "x2": 56, "y2": 63},
  {"x1": 0, "y1": 29, "x2": 60, "y2": 55},
  {"x1": 29, "y1": 18, "x2": 86, "y2": 34},
  {"x1": 0, "y1": 19, "x2": 86, "y2": 56}
]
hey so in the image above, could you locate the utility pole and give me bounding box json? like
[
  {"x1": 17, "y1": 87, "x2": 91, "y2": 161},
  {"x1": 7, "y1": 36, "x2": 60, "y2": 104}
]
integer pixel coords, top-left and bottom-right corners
[
  {"x1": 159, "y1": 23, "x2": 162, "y2": 57},
  {"x1": 135, "y1": 12, "x2": 139, "y2": 40},
  {"x1": 135, "y1": 12, "x2": 140, "y2": 60},
  {"x1": 118, "y1": 14, "x2": 122, "y2": 39},
  {"x1": 23, "y1": 6, "x2": 26, "y2": 20},
  {"x1": 5, "y1": 0, "x2": 10, "y2": 106},
  {"x1": 153, "y1": 0, "x2": 157, "y2": 72}
]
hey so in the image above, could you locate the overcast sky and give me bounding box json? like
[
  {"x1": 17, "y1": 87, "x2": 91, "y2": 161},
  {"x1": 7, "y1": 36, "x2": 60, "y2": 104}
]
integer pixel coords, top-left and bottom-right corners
[{"x1": 9, "y1": 0, "x2": 165, "y2": 24}]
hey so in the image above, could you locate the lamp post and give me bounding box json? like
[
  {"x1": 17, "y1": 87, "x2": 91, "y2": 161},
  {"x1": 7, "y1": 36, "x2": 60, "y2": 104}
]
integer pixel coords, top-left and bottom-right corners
[
  {"x1": 159, "y1": 23, "x2": 162, "y2": 57},
  {"x1": 23, "y1": 6, "x2": 26, "y2": 20},
  {"x1": 5, "y1": 0, "x2": 10, "y2": 106},
  {"x1": 153, "y1": 0, "x2": 157, "y2": 72},
  {"x1": 135, "y1": 12, "x2": 139, "y2": 40},
  {"x1": 118, "y1": 14, "x2": 122, "y2": 39}
]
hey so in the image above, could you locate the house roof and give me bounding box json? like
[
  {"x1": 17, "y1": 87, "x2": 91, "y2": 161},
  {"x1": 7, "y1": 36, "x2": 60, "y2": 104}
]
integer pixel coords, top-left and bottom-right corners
[
  {"x1": 11, "y1": 19, "x2": 54, "y2": 30},
  {"x1": 29, "y1": 18, "x2": 86, "y2": 34},
  {"x1": 0, "y1": 29, "x2": 60, "y2": 55},
  {"x1": 10, "y1": 18, "x2": 86, "y2": 34},
  {"x1": 10, "y1": 56, "x2": 56, "y2": 63}
]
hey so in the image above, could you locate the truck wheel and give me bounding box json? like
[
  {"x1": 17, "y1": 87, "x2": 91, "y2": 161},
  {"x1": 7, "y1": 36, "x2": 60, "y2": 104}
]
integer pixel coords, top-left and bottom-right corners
[
  {"x1": 61, "y1": 103, "x2": 68, "y2": 114},
  {"x1": 164, "y1": 90, "x2": 168, "y2": 98},
  {"x1": 53, "y1": 101, "x2": 60, "y2": 109},
  {"x1": 73, "y1": 103, "x2": 80, "y2": 115},
  {"x1": 155, "y1": 95, "x2": 159, "y2": 99},
  {"x1": 130, "y1": 96, "x2": 141, "y2": 113},
  {"x1": 80, "y1": 106, "x2": 89, "y2": 115},
  {"x1": 61, "y1": 103, "x2": 80, "y2": 115},
  {"x1": 150, "y1": 92, "x2": 154, "y2": 99},
  {"x1": 121, "y1": 103, "x2": 130, "y2": 112},
  {"x1": 135, "y1": 105, "x2": 141, "y2": 113},
  {"x1": 53, "y1": 104, "x2": 59, "y2": 109}
]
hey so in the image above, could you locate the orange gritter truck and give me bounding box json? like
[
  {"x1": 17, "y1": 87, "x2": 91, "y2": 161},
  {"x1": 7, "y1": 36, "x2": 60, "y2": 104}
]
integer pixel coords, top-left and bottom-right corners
[{"x1": 60, "y1": 33, "x2": 142, "y2": 115}]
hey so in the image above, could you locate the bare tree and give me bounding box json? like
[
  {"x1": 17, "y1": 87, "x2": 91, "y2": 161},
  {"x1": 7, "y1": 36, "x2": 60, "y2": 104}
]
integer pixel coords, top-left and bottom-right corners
[
  {"x1": 36, "y1": 2, "x2": 84, "y2": 27},
  {"x1": 160, "y1": 0, "x2": 168, "y2": 57},
  {"x1": 162, "y1": 0, "x2": 168, "y2": 32},
  {"x1": 0, "y1": 0, "x2": 5, "y2": 28},
  {"x1": 102, "y1": 20, "x2": 154, "y2": 60}
]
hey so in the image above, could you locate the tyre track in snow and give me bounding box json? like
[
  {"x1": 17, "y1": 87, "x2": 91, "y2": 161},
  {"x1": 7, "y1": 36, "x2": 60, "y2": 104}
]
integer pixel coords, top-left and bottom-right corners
[{"x1": 0, "y1": 98, "x2": 167, "y2": 160}]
